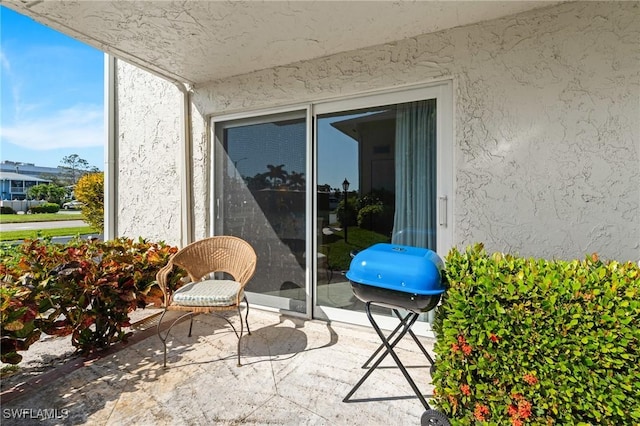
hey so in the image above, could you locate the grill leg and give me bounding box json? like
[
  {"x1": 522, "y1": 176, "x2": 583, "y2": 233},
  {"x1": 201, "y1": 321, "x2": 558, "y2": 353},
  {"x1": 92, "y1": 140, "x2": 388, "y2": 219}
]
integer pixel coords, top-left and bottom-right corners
[
  {"x1": 393, "y1": 310, "x2": 436, "y2": 366},
  {"x1": 361, "y1": 309, "x2": 414, "y2": 369},
  {"x1": 361, "y1": 309, "x2": 436, "y2": 368},
  {"x1": 368, "y1": 304, "x2": 431, "y2": 409},
  {"x1": 343, "y1": 302, "x2": 430, "y2": 410}
]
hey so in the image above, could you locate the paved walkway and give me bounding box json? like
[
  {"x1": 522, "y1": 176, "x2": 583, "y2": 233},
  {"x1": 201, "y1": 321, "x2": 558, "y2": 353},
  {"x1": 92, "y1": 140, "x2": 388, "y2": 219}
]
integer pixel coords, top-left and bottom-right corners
[{"x1": 1, "y1": 309, "x2": 439, "y2": 425}]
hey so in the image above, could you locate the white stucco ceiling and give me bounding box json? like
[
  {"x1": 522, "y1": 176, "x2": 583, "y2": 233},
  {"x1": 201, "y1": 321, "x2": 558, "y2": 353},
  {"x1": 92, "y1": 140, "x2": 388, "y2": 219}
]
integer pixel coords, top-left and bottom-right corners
[{"x1": 3, "y1": 0, "x2": 563, "y2": 86}]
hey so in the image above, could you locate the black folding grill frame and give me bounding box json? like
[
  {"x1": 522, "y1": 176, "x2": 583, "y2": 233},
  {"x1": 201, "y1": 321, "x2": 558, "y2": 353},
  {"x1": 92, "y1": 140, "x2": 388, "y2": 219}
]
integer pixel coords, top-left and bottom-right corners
[{"x1": 343, "y1": 300, "x2": 437, "y2": 410}]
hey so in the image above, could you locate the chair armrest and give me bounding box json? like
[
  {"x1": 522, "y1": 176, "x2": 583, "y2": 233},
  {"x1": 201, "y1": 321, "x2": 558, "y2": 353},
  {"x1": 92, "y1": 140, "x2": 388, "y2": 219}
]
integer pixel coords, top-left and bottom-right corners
[{"x1": 156, "y1": 261, "x2": 175, "y2": 307}]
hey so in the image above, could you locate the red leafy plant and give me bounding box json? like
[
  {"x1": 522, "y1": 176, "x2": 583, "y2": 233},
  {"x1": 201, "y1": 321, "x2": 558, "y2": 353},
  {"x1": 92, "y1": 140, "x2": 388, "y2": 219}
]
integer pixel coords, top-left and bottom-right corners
[{"x1": 1, "y1": 237, "x2": 181, "y2": 363}]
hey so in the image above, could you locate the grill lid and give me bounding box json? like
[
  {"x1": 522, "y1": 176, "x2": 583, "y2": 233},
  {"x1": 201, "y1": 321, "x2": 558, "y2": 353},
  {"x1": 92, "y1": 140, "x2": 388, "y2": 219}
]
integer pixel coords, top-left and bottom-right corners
[{"x1": 346, "y1": 243, "x2": 445, "y2": 295}]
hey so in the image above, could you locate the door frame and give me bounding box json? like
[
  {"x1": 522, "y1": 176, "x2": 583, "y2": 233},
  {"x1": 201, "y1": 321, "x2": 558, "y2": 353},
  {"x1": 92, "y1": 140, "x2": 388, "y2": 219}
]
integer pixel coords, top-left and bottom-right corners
[
  {"x1": 311, "y1": 81, "x2": 454, "y2": 335},
  {"x1": 210, "y1": 104, "x2": 313, "y2": 318},
  {"x1": 209, "y1": 80, "x2": 454, "y2": 335}
]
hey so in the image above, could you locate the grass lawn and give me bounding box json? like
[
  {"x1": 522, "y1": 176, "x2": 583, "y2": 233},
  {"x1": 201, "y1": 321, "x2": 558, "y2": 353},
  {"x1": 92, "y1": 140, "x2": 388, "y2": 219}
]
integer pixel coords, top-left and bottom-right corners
[
  {"x1": 0, "y1": 212, "x2": 83, "y2": 224},
  {"x1": 323, "y1": 226, "x2": 390, "y2": 271},
  {"x1": 0, "y1": 226, "x2": 98, "y2": 242}
]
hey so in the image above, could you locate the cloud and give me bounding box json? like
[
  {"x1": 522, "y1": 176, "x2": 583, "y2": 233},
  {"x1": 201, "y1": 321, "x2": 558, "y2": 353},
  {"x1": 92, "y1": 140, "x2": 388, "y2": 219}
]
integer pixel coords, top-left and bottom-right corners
[
  {"x1": 0, "y1": 50, "x2": 10, "y2": 73},
  {"x1": 1, "y1": 104, "x2": 103, "y2": 150}
]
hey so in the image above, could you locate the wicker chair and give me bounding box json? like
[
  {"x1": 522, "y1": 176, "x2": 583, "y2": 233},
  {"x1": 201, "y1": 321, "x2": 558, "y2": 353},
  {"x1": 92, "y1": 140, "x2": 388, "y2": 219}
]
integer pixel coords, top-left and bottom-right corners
[{"x1": 156, "y1": 236, "x2": 257, "y2": 367}]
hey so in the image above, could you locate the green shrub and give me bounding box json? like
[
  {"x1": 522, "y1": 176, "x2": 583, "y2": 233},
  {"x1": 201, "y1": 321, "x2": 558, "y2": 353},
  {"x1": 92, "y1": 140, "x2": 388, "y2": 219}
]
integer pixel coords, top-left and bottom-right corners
[
  {"x1": 27, "y1": 183, "x2": 66, "y2": 204},
  {"x1": 355, "y1": 189, "x2": 394, "y2": 235},
  {"x1": 432, "y1": 244, "x2": 640, "y2": 425},
  {"x1": 357, "y1": 203, "x2": 384, "y2": 230},
  {"x1": 28, "y1": 202, "x2": 60, "y2": 214},
  {"x1": 74, "y1": 172, "x2": 104, "y2": 230},
  {"x1": 0, "y1": 237, "x2": 182, "y2": 362},
  {"x1": 0, "y1": 206, "x2": 16, "y2": 214}
]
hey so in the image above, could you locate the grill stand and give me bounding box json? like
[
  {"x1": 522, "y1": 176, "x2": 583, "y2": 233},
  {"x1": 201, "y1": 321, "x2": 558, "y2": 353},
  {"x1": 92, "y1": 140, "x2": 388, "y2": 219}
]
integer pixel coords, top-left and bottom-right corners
[
  {"x1": 343, "y1": 301, "x2": 435, "y2": 410},
  {"x1": 361, "y1": 308, "x2": 435, "y2": 369}
]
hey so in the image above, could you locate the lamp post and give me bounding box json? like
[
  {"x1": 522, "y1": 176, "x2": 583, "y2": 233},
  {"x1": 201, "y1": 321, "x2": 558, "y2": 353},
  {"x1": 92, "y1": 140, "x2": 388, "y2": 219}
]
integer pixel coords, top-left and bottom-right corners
[
  {"x1": 342, "y1": 178, "x2": 350, "y2": 242},
  {"x1": 233, "y1": 157, "x2": 248, "y2": 180}
]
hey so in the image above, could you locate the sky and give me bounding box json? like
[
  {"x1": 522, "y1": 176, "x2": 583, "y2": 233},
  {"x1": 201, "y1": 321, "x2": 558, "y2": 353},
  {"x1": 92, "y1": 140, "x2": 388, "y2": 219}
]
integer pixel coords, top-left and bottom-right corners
[{"x1": 0, "y1": 6, "x2": 104, "y2": 170}]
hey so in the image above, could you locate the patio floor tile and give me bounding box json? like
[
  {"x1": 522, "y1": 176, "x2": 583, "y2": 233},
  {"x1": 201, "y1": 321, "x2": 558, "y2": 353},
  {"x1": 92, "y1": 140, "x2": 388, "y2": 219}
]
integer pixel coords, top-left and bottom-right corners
[{"x1": 1, "y1": 309, "x2": 439, "y2": 425}]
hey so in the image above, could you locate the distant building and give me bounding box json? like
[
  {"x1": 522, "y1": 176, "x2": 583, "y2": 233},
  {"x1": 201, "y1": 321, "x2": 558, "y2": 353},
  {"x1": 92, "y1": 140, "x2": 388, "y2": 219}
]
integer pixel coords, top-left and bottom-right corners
[
  {"x1": 0, "y1": 171, "x2": 51, "y2": 200},
  {"x1": 0, "y1": 160, "x2": 65, "y2": 179}
]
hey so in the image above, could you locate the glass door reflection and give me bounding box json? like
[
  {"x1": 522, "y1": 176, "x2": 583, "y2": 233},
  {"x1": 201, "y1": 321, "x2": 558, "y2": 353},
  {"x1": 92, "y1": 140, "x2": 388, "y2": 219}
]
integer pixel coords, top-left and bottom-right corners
[
  {"x1": 315, "y1": 100, "x2": 438, "y2": 320},
  {"x1": 214, "y1": 111, "x2": 308, "y2": 313}
]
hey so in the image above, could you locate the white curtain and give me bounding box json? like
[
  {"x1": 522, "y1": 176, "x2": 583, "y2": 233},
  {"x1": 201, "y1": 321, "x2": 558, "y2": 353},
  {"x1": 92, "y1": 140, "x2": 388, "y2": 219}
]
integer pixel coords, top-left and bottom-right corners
[{"x1": 391, "y1": 99, "x2": 437, "y2": 250}]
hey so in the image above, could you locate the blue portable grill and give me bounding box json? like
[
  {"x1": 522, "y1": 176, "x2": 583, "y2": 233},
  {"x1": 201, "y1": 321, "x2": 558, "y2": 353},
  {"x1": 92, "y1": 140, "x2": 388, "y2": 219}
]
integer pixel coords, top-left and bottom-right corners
[
  {"x1": 343, "y1": 243, "x2": 449, "y2": 425},
  {"x1": 346, "y1": 243, "x2": 445, "y2": 312}
]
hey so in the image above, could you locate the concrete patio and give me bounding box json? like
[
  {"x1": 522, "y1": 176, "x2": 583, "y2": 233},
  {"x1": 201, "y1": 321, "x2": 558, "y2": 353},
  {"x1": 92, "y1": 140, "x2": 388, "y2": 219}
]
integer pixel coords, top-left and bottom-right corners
[{"x1": 1, "y1": 308, "x2": 438, "y2": 425}]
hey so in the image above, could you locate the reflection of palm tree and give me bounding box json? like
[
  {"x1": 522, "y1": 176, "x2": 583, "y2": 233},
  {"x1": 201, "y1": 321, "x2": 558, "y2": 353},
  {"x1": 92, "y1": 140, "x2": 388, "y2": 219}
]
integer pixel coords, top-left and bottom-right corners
[
  {"x1": 288, "y1": 171, "x2": 305, "y2": 190},
  {"x1": 245, "y1": 172, "x2": 270, "y2": 190},
  {"x1": 267, "y1": 164, "x2": 288, "y2": 188}
]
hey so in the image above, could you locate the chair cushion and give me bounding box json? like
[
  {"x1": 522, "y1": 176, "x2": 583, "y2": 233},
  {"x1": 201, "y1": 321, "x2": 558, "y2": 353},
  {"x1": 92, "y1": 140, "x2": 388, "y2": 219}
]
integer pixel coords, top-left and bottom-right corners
[{"x1": 172, "y1": 279, "x2": 243, "y2": 307}]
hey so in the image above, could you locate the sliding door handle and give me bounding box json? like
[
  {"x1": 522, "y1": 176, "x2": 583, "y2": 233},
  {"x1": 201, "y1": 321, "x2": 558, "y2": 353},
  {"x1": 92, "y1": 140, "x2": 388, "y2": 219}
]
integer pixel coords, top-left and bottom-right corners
[{"x1": 439, "y1": 196, "x2": 447, "y2": 227}]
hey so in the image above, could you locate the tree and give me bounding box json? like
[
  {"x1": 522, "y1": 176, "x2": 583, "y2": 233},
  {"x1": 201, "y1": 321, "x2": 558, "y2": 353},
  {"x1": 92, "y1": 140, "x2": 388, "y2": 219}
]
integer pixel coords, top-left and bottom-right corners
[
  {"x1": 26, "y1": 183, "x2": 66, "y2": 205},
  {"x1": 245, "y1": 172, "x2": 269, "y2": 190},
  {"x1": 287, "y1": 171, "x2": 305, "y2": 190},
  {"x1": 59, "y1": 154, "x2": 98, "y2": 185},
  {"x1": 27, "y1": 184, "x2": 47, "y2": 200},
  {"x1": 266, "y1": 164, "x2": 288, "y2": 188},
  {"x1": 74, "y1": 172, "x2": 104, "y2": 230}
]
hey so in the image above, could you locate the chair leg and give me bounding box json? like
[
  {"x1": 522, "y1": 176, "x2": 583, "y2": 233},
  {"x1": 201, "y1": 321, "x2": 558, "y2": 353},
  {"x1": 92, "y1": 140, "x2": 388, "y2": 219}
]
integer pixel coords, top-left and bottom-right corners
[
  {"x1": 237, "y1": 304, "x2": 244, "y2": 367},
  {"x1": 244, "y1": 295, "x2": 251, "y2": 335},
  {"x1": 157, "y1": 310, "x2": 195, "y2": 368},
  {"x1": 157, "y1": 309, "x2": 169, "y2": 368}
]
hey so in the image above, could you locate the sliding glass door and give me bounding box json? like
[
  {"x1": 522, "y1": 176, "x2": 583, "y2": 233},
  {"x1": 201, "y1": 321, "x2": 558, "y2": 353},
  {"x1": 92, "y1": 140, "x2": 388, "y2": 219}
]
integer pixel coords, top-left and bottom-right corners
[
  {"x1": 313, "y1": 84, "x2": 452, "y2": 330},
  {"x1": 211, "y1": 83, "x2": 452, "y2": 329},
  {"x1": 213, "y1": 110, "x2": 309, "y2": 314}
]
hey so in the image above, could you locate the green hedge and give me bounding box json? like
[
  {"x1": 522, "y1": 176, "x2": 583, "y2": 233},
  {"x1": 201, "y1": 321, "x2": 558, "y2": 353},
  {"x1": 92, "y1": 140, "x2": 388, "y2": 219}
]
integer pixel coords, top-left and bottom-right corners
[
  {"x1": 432, "y1": 244, "x2": 640, "y2": 425},
  {"x1": 28, "y1": 202, "x2": 60, "y2": 213},
  {"x1": 0, "y1": 206, "x2": 16, "y2": 214}
]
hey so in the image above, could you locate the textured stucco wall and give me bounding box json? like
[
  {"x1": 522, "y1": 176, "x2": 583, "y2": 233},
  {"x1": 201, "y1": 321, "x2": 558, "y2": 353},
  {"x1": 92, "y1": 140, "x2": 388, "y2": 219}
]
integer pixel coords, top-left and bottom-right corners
[
  {"x1": 190, "y1": 110, "x2": 209, "y2": 241},
  {"x1": 117, "y1": 1, "x2": 638, "y2": 260},
  {"x1": 450, "y1": 2, "x2": 639, "y2": 261},
  {"x1": 115, "y1": 61, "x2": 183, "y2": 245},
  {"x1": 190, "y1": 1, "x2": 639, "y2": 261}
]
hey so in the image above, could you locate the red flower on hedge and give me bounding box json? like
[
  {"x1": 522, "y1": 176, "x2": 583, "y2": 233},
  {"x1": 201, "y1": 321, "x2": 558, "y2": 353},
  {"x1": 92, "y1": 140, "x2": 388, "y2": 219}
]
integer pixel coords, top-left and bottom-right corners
[
  {"x1": 518, "y1": 400, "x2": 532, "y2": 419},
  {"x1": 523, "y1": 373, "x2": 538, "y2": 385},
  {"x1": 508, "y1": 398, "x2": 533, "y2": 423},
  {"x1": 460, "y1": 384, "x2": 471, "y2": 396},
  {"x1": 448, "y1": 394, "x2": 459, "y2": 410},
  {"x1": 490, "y1": 333, "x2": 499, "y2": 343},
  {"x1": 451, "y1": 343, "x2": 460, "y2": 352},
  {"x1": 474, "y1": 403, "x2": 489, "y2": 422},
  {"x1": 462, "y1": 344, "x2": 472, "y2": 355}
]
